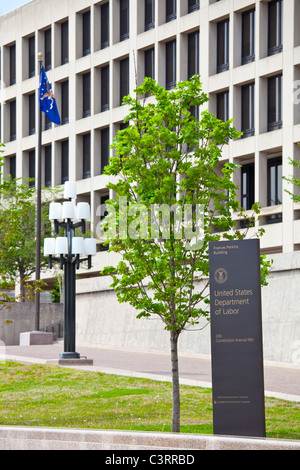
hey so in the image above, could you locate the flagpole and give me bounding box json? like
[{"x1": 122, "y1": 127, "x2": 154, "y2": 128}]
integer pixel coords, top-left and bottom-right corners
[{"x1": 35, "y1": 52, "x2": 43, "y2": 332}]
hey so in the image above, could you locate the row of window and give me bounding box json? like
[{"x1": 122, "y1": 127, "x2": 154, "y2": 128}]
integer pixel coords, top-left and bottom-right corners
[
  {"x1": 4, "y1": 147, "x2": 283, "y2": 226},
  {"x1": 217, "y1": 74, "x2": 282, "y2": 136},
  {"x1": 240, "y1": 157, "x2": 282, "y2": 225},
  {"x1": 4, "y1": 126, "x2": 112, "y2": 186},
  {"x1": 0, "y1": 0, "x2": 286, "y2": 88},
  {"x1": 0, "y1": 63, "x2": 284, "y2": 144},
  {"x1": 217, "y1": 0, "x2": 282, "y2": 73}
]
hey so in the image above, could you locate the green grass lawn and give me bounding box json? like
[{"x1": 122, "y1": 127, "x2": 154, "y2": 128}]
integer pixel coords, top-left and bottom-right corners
[{"x1": 0, "y1": 361, "x2": 299, "y2": 439}]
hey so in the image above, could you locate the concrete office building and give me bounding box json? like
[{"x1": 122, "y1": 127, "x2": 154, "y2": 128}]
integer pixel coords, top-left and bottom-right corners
[{"x1": 0, "y1": 0, "x2": 300, "y2": 366}]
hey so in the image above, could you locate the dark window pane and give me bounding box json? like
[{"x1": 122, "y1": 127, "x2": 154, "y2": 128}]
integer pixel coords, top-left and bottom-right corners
[
  {"x1": 267, "y1": 157, "x2": 282, "y2": 223},
  {"x1": 61, "y1": 80, "x2": 69, "y2": 124},
  {"x1": 45, "y1": 28, "x2": 51, "y2": 71},
  {"x1": 145, "y1": 0, "x2": 155, "y2": 31},
  {"x1": 10, "y1": 44, "x2": 16, "y2": 85},
  {"x1": 44, "y1": 145, "x2": 52, "y2": 187},
  {"x1": 10, "y1": 100, "x2": 16, "y2": 141},
  {"x1": 101, "y1": 127, "x2": 110, "y2": 174},
  {"x1": 217, "y1": 19, "x2": 229, "y2": 73},
  {"x1": 241, "y1": 163, "x2": 255, "y2": 210},
  {"x1": 45, "y1": 114, "x2": 52, "y2": 131},
  {"x1": 268, "y1": 157, "x2": 282, "y2": 206},
  {"x1": 82, "y1": 11, "x2": 91, "y2": 56},
  {"x1": 120, "y1": 0, "x2": 129, "y2": 41},
  {"x1": 268, "y1": 74, "x2": 282, "y2": 131},
  {"x1": 61, "y1": 140, "x2": 69, "y2": 184},
  {"x1": 242, "y1": 9, "x2": 255, "y2": 64},
  {"x1": 217, "y1": 90, "x2": 229, "y2": 122},
  {"x1": 166, "y1": 0, "x2": 176, "y2": 22},
  {"x1": 29, "y1": 150, "x2": 35, "y2": 187},
  {"x1": 188, "y1": 31, "x2": 199, "y2": 79},
  {"x1": 166, "y1": 40, "x2": 176, "y2": 89},
  {"x1": 241, "y1": 83, "x2": 255, "y2": 137},
  {"x1": 145, "y1": 48, "x2": 155, "y2": 79},
  {"x1": 101, "y1": 65, "x2": 110, "y2": 111},
  {"x1": 188, "y1": 0, "x2": 199, "y2": 13},
  {"x1": 61, "y1": 21, "x2": 69, "y2": 65},
  {"x1": 29, "y1": 93, "x2": 35, "y2": 135},
  {"x1": 120, "y1": 58, "x2": 129, "y2": 104},
  {"x1": 83, "y1": 72, "x2": 91, "y2": 117},
  {"x1": 29, "y1": 36, "x2": 35, "y2": 78},
  {"x1": 83, "y1": 133, "x2": 91, "y2": 179},
  {"x1": 9, "y1": 155, "x2": 16, "y2": 180},
  {"x1": 101, "y1": 3, "x2": 109, "y2": 49},
  {"x1": 268, "y1": 0, "x2": 282, "y2": 55}
]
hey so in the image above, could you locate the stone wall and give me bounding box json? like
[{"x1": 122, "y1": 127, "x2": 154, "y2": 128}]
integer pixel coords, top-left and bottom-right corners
[
  {"x1": 0, "y1": 303, "x2": 63, "y2": 345},
  {"x1": 76, "y1": 252, "x2": 300, "y2": 367}
]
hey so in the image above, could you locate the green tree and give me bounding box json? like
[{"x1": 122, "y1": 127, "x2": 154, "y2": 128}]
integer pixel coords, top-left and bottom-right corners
[
  {"x1": 100, "y1": 76, "x2": 268, "y2": 433},
  {"x1": 0, "y1": 157, "x2": 58, "y2": 300}
]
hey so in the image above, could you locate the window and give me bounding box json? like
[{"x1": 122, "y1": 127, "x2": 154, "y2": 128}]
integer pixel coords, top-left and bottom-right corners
[
  {"x1": 61, "y1": 80, "x2": 69, "y2": 124},
  {"x1": 166, "y1": 40, "x2": 176, "y2": 90},
  {"x1": 29, "y1": 36, "x2": 35, "y2": 78},
  {"x1": 217, "y1": 19, "x2": 229, "y2": 73},
  {"x1": 101, "y1": 65, "x2": 110, "y2": 112},
  {"x1": 83, "y1": 72, "x2": 91, "y2": 118},
  {"x1": 44, "y1": 28, "x2": 51, "y2": 71},
  {"x1": 120, "y1": 57, "x2": 129, "y2": 105},
  {"x1": 99, "y1": 193, "x2": 110, "y2": 251},
  {"x1": 101, "y1": 3, "x2": 109, "y2": 49},
  {"x1": 10, "y1": 44, "x2": 16, "y2": 85},
  {"x1": 188, "y1": 0, "x2": 199, "y2": 13},
  {"x1": 29, "y1": 150, "x2": 35, "y2": 187},
  {"x1": 61, "y1": 20, "x2": 69, "y2": 65},
  {"x1": 120, "y1": 0, "x2": 129, "y2": 41},
  {"x1": 45, "y1": 114, "x2": 52, "y2": 131},
  {"x1": 29, "y1": 93, "x2": 35, "y2": 135},
  {"x1": 82, "y1": 11, "x2": 91, "y2": 56},
  {"x1": 145, "y1": 0, "x2": 155, "y2": 31},
  {"x1": 83, "y1": 133, "x2": 91, "y2": 179},
  {"x1": 268, "y1": 0, "x2": 282, "y2": 56},
  {"x1": 268, "y1": 74, "x2": 282, "y2": 131},
  {"x1": 10, "y1": 100, "x2": 16, "y2": 141},
  {"x1": 267, "y1": 157, "x2": 282, "y2": 223},
  {"x1": 166, "y1": 0, "x2": 176, "y2": 22},
  {"x1": 9, "y1": 155, "x2": 16, "y2": 180},
  {"x1": 145, "y1": 48, "x2": 155, "y2": 80},
  {"x1": 241, "y1": 83, "x2": 255, "y2": 137},
  {"x1": 61, "y1": 140, "x2": 69, "y2": 184},
  {"x1": 188, "y1": 31, "x2": 199, "y2": 79},
  {"x1": 242, "y1": 9, "x2": 255, "y2": 65},
  {"x1": 44, "y1": 145, "x2": 51, "y2": 187},
  {"x1": 101, "y1": 127, "x2": 110, "y2": 174},
  {"x1": 217, "y1": 90, "x2": 229, "y2": 122},
  {"x1": 241, "y1": 163, "x2": 255, "y2": 211}
]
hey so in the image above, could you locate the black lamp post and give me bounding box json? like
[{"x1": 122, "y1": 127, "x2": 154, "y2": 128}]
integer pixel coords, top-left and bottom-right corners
[{"x1": 44, "y1": 182, "x2": 96, "y2": 360}]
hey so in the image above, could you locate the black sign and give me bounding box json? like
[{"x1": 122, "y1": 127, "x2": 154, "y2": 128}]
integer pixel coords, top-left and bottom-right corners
[{"x1": 209, "y1": 239, "x2": 265, "y2": 438}]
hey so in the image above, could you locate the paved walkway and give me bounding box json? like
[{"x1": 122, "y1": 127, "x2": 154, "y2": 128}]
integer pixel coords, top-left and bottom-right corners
[{"x1": 3, "y1": 340, "x2": 300, "y2": 402}]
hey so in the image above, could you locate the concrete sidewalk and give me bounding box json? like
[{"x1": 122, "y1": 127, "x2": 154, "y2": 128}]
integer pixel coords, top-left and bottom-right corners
[{"x1": 3, "y1": 340, "x2": 300, "y2": 402}]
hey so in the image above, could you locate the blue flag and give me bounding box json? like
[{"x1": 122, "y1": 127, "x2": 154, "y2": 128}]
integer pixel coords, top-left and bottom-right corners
[{"x1": 39, "y1": 66, "x2": 61, "y2": 125}]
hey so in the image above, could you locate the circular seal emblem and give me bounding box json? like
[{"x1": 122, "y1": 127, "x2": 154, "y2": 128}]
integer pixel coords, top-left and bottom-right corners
[{"x1": 214, "y1": 268, "x2": 228, "y2": 284}]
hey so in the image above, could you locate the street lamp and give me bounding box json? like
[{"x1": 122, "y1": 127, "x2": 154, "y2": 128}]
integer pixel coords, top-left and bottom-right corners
[{"x1": 44, "y1": 181, "x2": 96, "y2": 360}]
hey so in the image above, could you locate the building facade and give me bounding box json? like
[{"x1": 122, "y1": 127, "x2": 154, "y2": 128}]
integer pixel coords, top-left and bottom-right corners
[{"x1": 0, "y1": 0, "x2": 300, "y2": 364}]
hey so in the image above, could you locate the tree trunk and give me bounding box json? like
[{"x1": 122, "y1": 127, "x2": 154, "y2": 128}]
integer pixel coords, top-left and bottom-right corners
[
  {"x1": 19, "y1": 270, "x2": 26, "y2": 302},
  {"x1": 170, "y1": 329, "x2": 180, "y2": 433}
]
